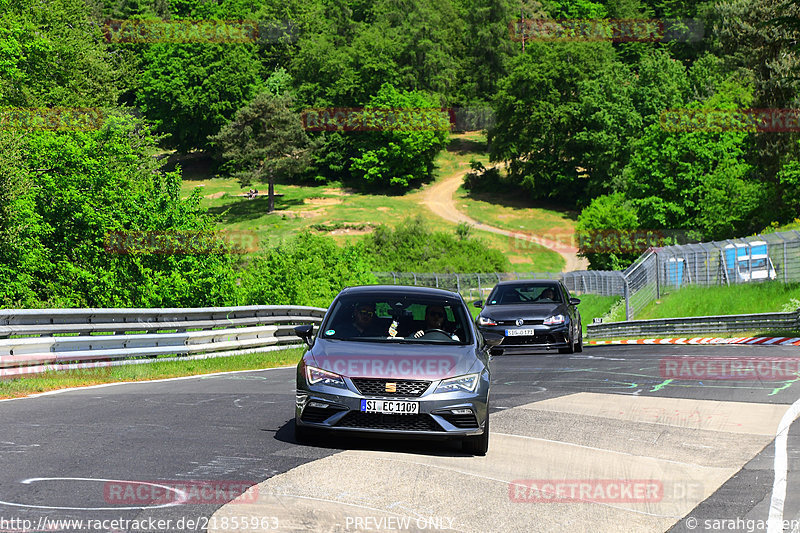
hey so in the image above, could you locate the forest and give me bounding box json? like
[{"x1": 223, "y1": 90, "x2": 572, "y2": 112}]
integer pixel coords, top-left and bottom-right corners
[{"x1": 1, "y1": 0, "x2": 798, "y2": 305}]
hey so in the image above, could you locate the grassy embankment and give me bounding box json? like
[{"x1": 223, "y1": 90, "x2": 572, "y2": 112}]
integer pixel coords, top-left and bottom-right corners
[
  {"x1": 592, "y1": 282, "x2": 800, "y2": 339},
  {"x1": 0, "y1": 348, "x2": 305, "y2": 400},
  {"x1": 179, "y1": 131, "x2": 568, "y2": 272}
]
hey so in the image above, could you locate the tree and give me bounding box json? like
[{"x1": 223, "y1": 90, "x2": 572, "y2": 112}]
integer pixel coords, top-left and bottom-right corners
[
  {"x1": 1, "y1": 114, "x2": 239, "y2": 308},
  {"x1": 0, "y1": 0, "x2": 122, "y2": 107},
  {"x1": 489, "y1": 41, "x2": 617, "y2": 205},
  {"x1": 135, "y1": 43, "x2": 264, "y2": 152},
  {"x1": 575, "y1": 193, "x2": 640, "y2": 270},
  {"x1": 210, "y1": 92, "x2": 312, "y2": 212},
  {"x1": 349, "y1": 83, "x2": 449, "y2": 190}
]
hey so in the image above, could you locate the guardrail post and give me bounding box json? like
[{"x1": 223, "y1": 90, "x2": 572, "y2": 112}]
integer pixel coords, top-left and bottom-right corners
[
  {"x1": 624, "y1": 278, "x2": 631, "y2": 321},
  {"x1": 655, "y1": 249, "x2": 660, "y2": 299}
]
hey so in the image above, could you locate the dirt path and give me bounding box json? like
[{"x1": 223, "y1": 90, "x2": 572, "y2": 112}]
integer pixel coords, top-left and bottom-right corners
[{"x1": 420, "y1": 166, "x2": 588, "y2": 272}]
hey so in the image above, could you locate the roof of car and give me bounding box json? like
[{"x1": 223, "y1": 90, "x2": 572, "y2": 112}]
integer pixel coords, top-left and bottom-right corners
[
  {"x1": 339, "y1": 285, "x2": 461, "y2": 298},
  {"x1": 493, "y1": 280, "x2": 561, "y2": 287}
]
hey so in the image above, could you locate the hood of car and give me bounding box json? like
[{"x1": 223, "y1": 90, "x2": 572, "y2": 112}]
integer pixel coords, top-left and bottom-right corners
[
  {"x1": 306, "y1": 339, "x2": 482, "y2": 380},
  {"x1": 479, "y1": 303, "x2": 565, "y2": 321}
]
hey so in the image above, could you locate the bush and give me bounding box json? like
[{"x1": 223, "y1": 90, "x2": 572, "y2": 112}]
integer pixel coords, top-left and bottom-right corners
[
  {"x1": 237, "y1": 232, "x2": 376, "y2": 308},
  {"x1": 363, "y1": 217, "x2": 510, "y2": 273}
]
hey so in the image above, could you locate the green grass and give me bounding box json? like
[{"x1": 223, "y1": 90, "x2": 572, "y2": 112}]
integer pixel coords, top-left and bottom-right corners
[
  {"x1": 456, "y1": 185, "x2": 577, "y2": 239},
  {"x1": 575, "y1": 295, "x2": 622, "y2": 336},
  {"x1": 177, "y1": 131, "x2": 569, "y2": 272},
  {"x1": 0, "y1": 348, "x2": 304, "y2": 399},
  {"x1": 635, "y1": 282, "x2": 800, "y2": 320}
]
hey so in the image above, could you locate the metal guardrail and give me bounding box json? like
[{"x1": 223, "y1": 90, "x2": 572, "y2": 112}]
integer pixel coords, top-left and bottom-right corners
[
  {"x1": 586, "y1": 309, "x2": 800, "y2": 339},
  {"x1": 0, "y1": 306, "x2": 327, "y2": 377}
]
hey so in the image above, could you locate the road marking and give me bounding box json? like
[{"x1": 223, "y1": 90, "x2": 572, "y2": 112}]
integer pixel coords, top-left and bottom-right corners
[
  {"x1": 0, "y1": 477, "x2": 186, "y2": 510},
  {"x1": 767, "y1": 396, "x2": 800, "y2": 533}
]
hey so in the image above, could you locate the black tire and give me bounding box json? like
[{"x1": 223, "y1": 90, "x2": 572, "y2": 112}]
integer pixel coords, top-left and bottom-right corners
[
  {"x1": 575, "y1": 329, "x2": 583, "y2": 352},
  {"x1": 463, "y1": 413, "x2": 489, "y2": 456},
  {"x1": 558, "y1": 335, "x2": 575, "y2": 354}
]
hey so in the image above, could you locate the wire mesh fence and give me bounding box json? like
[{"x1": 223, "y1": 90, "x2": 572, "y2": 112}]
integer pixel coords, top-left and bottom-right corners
[{"x1": 372, "y1": 230, "x2": 800, "y2": 321}]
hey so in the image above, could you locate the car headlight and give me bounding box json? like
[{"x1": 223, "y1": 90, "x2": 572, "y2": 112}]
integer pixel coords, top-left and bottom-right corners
[
  {"x1": 435, "y1": 373, "x2": 480, "y2": 393},
  {"x1": 305, "y1": 365, "x2": 346, "y2": 388},
  {"x1": 477, "y1": 316, "x2": 497, "y2": 326},
  {"x1": 543, "y1": 314, "x2": 565, "y2": 325}
]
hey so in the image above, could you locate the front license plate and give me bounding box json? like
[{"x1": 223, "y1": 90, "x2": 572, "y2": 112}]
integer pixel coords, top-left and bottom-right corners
[
  {"x1": 360, "y1": 399, "x2": 419, "y2": 415},
  {"x1": 506, "y1": 328, "x2": 538, "y2": 336}
]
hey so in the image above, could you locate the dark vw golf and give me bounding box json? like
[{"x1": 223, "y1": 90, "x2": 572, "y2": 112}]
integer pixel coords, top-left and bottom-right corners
[
  {"x1": 293, "y1": 285, "x2": 500, "y2": 455},
  {"x1": 474, "y1": 280, "x2": 582, "y2": 354}
]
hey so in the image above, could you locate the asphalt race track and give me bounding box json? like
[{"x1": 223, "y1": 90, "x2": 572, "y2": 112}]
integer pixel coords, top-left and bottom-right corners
[{"x1": 1, "y1": 345, "x2": 799, "y2": 533}]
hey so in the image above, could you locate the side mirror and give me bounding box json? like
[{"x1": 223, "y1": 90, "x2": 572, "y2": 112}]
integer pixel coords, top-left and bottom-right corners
[
  {"x1": 483, "y1": 332, "x2": 503, "y2": 347},
  {"x1": 294, "y1": 324, "x2": 314, "y2": 347},
  {"x1": 482, "y1": 332, "x2": 504, "y2": 357},
  {"x1": 473, "y1": 300, "x2": 483, "y2": 308},
  {"x1": 569, "y1": 298, "x2": 581, "y2": 306}
]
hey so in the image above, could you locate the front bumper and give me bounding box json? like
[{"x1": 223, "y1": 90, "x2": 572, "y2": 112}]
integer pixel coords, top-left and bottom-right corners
[
  {"x1": 478, "y1": 324, "x2": 570, "y2": 350},
  {"x1": 295, "y1": 374, "x2": 489, "y2": 439}
]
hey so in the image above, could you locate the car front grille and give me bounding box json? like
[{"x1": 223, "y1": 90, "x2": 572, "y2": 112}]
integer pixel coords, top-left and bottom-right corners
[
  {"x1": 497, "y1": 319, "x2": 544, "y2": 326},
  {"x1": 335, "y1": 412, "x2": 443, "y2": 432},
  {"x1": 438, "y1": 413, "x2": 479, "y2": 429},
  {"x1": 501, "y1": 334, "x2": 560, "y2": 345},
  {"x1": 351, "y1": 378, "x2": 431, "y2": 397}
]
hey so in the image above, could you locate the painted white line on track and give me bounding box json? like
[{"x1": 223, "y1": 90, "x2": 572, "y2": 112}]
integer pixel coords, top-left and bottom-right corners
[
  {"x1": 767, "y1": 396, "x2": 800, "y2": 533},
  {"x1": 0, "y1": 477, "x2": 187, "y2": 511},
  {"x1": 0, "y1": 365, "x2": 294, "y2": 404},
  {"x1": 492, "y1": 432, "x2": 709, "y2": 468}
]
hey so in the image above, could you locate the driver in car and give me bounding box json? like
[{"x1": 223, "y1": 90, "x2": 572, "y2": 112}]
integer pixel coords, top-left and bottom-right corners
[
  {"x1": 535, "y1": 287, "x2": 557, "y2": 302},
  {"x1": 413, "y1": 305, "x2": 459, "y2": 340}
]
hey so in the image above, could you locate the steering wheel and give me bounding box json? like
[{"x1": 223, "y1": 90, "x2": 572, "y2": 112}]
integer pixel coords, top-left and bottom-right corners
[{"x1": 413, "y1": 328, "x2": 453, "y2": 340}]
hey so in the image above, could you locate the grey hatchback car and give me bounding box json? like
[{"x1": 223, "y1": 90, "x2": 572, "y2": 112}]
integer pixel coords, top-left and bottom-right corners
[{"x1": 293, "y1": 285, "x2": 501, "y2": 455}]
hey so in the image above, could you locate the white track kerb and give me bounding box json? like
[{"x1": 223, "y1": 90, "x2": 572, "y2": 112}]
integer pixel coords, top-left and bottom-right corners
[{"x1": 768, "y1": 397, "x2": 800, "y2": 533}]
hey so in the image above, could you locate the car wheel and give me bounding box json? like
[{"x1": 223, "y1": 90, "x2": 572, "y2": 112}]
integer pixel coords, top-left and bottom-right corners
[
  {"x1": 558, "y1": 331, "x2": 575, "y2": 354},
  {"x1": 463, "y1": 413, "x2": 489, "y2": 456}
]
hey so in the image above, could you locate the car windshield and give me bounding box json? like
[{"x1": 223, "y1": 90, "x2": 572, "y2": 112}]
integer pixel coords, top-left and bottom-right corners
[
  {"x1": 486, "y1": 284, "x2": 562, "y2": 305},
  {"x1": 320, "y1": 293, "x2": 472, "y2": 343}
]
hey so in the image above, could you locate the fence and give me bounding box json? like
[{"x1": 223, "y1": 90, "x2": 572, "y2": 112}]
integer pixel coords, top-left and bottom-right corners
[
  {"x1": 373, "y1": 230, "x2": 800, "y2": 321},
  {"x1": 0, "y1": 306, "x2": 326, "y2": 377}
]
